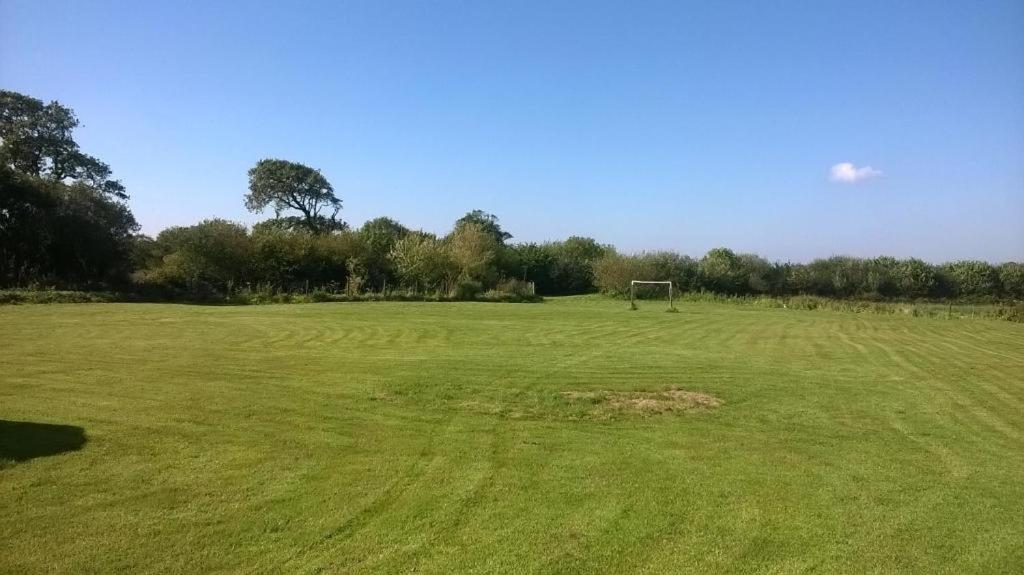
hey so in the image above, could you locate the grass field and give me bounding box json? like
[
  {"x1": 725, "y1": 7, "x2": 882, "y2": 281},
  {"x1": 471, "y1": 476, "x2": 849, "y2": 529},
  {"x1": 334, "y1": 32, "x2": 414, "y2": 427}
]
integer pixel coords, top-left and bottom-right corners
[{"x1": 1, "y1": 297, "x2": 1022, "y2": 573}]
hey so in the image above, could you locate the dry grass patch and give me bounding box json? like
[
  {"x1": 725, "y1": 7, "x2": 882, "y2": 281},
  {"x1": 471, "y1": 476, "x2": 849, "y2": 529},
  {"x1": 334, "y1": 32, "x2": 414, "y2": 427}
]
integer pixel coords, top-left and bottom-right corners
[{"x1": 562, "y1": 388, "x2": 723, "y2": 416}]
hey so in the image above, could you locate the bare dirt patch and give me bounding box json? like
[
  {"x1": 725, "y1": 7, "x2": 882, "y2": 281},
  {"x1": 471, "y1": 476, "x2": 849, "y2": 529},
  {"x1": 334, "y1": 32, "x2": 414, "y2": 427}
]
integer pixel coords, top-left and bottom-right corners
[{"x1": 561, "y1": 388, "x2": 723, "y2": 417}]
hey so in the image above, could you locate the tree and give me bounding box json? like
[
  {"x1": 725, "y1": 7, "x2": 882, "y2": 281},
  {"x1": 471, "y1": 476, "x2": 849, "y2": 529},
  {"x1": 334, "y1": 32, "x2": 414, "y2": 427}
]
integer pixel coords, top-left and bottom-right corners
[
  {"x1": 998, "y1": 263, "x2": 1024, "y2": 299},
  {"x1": 358, "y1": 217, "x2": 410, "y2": 289},
  {"x1": 0, "y1": 167, "x2": 53, "y2": 284},
  {"x1": 892, "y1": 258, "x2": 936, "y2": 299},
  {"x1": 735, "y1": 253, "x2": 774, "y2": 294},
  {"x1": 943, "y1": 261, "x2": 999, "y2": 298},
  {"x1": 245, "y1": 159, "x2": 344, "y2": 234},
  {"x1": 0, "y1": 170, "x2": 139, "y2": 287},
  {"x1": 1, "y1": 91, "x2": 137, "y2": 287},
  {"x1": 249, "y1": 225, "x2": 356, "y2": 291},
  {"x1": 506, "y1": 243, "x2": 556, "y2": 290},
  {"x1": 0, "y1": 90, "x2": 126, "y2": 198},
  {"x1": 594, "y1": 252, "x2": 647, "y2": 295},
  {"x1": 143, "y1": 219, "x2": 252, "y2": 295},
  {"x1": 391, "y1": 232, "x2": 454, "y2": 291},
  {"x1": 699, "y1": 248, "x2": 746, "y2": 294},
  {"x1": 548, "y1": 237, "x2": 609, "y2": 294},
  {"x1": 866, "y1": 257, "x2": 899, "y2": 297},
  {"x1": 47, "y1": 182, "x2": 139, "y2": 284},
  {"x1": 455, "y1": 210, "x2": 512, "y2": 243},
  {"x1": 446, "y1": 222, "x2": 500, "y2": 282}
]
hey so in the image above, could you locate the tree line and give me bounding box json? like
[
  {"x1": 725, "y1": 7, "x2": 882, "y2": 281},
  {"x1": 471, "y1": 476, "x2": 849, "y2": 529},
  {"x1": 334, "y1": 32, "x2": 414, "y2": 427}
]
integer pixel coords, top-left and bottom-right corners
[
  {"x1": 594, "y1": 250, "x2": 1023, "y2": 301},
  {"x1": 2, "y1": 90, "x2": 1022, "y2": 302}
]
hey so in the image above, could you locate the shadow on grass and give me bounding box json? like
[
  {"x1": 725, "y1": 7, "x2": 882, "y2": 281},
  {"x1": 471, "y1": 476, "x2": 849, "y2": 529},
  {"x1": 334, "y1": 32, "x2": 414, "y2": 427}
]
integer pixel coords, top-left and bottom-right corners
[{"x1": 0, "y1": 420, "x2": 86, "y2": 464}]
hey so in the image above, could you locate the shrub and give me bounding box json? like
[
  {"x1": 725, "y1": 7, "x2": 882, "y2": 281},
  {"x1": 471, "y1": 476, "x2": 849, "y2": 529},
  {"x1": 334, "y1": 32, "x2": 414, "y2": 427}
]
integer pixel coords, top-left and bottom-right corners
[
  {"x1": 453, "y1": 279, "x2": 483, "y2": 301},
  {"x1": 998, "y1": 263, "x2": 1024, "y2": 299},
  {"x1": 943, "y1": 261, "x2": 1000, "y2": 297},
  {"x1": 0, "y1": 289, "x2": 119, "y2": 305}
]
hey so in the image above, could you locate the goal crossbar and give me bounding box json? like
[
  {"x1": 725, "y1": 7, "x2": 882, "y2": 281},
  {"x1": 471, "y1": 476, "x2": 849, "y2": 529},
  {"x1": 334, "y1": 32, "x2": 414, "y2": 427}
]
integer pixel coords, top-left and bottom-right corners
[{"x1": 629, "y1": 280, "x2": 674, "y2": 309}]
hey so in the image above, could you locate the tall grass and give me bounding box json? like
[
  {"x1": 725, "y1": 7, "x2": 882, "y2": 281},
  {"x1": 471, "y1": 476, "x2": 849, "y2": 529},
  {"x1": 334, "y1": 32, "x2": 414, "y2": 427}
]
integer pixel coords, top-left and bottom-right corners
[
  {"x1": 664, "y1": 291, "x2": 1024, "y2": 322},
  {"x1": 0, "y1": 289, "x2": 120, "y2": 305},
  {"x1": 0, "y1": 281, "x2": 541, "y2": 306}
]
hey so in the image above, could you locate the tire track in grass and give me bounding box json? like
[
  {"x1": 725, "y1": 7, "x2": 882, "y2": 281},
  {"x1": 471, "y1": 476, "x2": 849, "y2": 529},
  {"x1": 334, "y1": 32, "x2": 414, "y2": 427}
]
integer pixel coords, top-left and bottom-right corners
[
  {"x1": 393, "y1": 412, "x2": 514, "y2": 571},
  {"x1": 350, "y1": 372, "x2": 521, "y2": 571},
  {"x1": 282, "y1": 413, "x2": 455, "y2": 572},
  {"x1": 830, "y1": 320, "x2": 872, "y2": 359}
]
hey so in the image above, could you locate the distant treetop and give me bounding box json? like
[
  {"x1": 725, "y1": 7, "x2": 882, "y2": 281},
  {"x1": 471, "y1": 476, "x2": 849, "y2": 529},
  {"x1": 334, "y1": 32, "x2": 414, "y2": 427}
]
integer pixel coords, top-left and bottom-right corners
[
  {"x1": 245, "y1": 158, "x2": 345, "y2": 234},
  {"x1": 455, "y1": 210, "x2": 512, "y2": 243}
]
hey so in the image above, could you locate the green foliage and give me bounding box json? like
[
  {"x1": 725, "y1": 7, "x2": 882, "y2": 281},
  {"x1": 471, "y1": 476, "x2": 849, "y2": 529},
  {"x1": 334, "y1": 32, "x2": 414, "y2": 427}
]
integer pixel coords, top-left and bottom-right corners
[
  {"x1": 139, "y1": 219, "x2": 252, "y2": 295},
  {"x1": 501, "y1": 238, "x2": 608, "y2": 296},
  {"x1": 391, "y1": 231, "x2": 455, "y2": 292},
  {"x1": 0, "y1": 91, "x2": 138, "y2": 289},
  {"x1": 0, "y1": 90, "x2": 125, "y2": 198},
  {"x1": 245, "y1": 159, "x2": 344, "y2": 234},
  {"x1": 548, "y1": 237, "x2": 608, "y2": 294},
  {"x1": 595, "y1": 247, "x2": 1020, "y2": 303},
  {"x1": 446, "y1": 221, "x2": 500, "y2": 283},
  {"x1": 505, "y1": 242, "x2": 555, "y2": 287},
  {"x1": 699, "y1": 248, "x2": 747, "y2": 294},
  {"x1": 592, "y1": 252, "x2": 647, "y2": 295},
  {"x1": 593, "y1": 251, "x2": 697, "y2": 297},
  {"x1": 0, "y1": 289, "x2": 119, "y2": 304},
  {"x1": 452, "y1": 279, "x2": 483, "y2": 300},
  {"x1": 493, "y1": 278, "x2": 535, "y2": 298},
  {"x1": 250, "y1": 226, "x2": 355, "y2": 291},
  {"x1": 998, "y1": 262, "x2": 1024, "y2": 299},
  {"x1": 942, "y1": 260, "x2": 1000, "y2": 298},
  {"x1": 892, "y1": 258, "x2": 936, "y2": 298},
  {"x1": 736, "y1": 253, "x2": 775, "y2": 294},
  {"x1": 455, "y1": 209, "x2": 511, "y2": 243},
  {"x1": 357, "y1": 217, "x2": 410, "y2": 289},
  {"x1": 994, "y1": 302, "x2": 1024, "y2": 322},
  {"x1": 0, "y1": 167, "x2": 138, "y2": 287}
]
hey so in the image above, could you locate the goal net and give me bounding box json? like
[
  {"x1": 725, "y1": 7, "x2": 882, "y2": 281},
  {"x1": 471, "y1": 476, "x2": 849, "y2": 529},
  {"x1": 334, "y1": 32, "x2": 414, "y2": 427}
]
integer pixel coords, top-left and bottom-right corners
[{"x1": 629, "y1": 280, "x2": 676, "y2": 311}]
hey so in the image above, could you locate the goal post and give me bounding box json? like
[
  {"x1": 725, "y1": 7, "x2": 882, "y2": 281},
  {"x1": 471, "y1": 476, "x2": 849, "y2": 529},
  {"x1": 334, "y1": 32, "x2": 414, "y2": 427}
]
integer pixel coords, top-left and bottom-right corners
[{"x1": 629, "y1": 280, "x2": 675, "y2": 311}]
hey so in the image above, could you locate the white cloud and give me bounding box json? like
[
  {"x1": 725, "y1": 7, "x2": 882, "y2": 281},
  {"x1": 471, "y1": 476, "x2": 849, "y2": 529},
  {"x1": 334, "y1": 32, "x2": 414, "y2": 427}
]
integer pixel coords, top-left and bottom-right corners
[{"x1": 829, "y1": 162, "x2": 882, "y2": 183}]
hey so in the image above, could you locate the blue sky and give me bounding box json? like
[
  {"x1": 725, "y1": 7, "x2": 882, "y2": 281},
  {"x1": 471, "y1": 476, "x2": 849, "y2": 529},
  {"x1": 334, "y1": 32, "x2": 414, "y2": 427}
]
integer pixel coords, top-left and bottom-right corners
[{"x1": 2, "y1": 0, "x2": 1021, "y2": 262}]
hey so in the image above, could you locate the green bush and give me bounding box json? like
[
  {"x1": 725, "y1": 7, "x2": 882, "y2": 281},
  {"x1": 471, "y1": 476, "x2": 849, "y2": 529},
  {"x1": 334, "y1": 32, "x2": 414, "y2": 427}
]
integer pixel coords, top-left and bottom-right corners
[
  {"x1": 0, "y1": 289, "x2": 119, "y2": 305},
  {"x1": 994, "y1": 303, "x2": 1024, "y2": 323},
  {"x1": 453, "y1": 279, "x2": 483, "y2": 301}
]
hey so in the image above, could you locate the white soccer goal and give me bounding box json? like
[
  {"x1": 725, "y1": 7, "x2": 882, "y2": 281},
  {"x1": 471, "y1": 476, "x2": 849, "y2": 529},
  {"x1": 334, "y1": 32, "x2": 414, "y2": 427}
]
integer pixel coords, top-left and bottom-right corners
[{"x1": 629, "y1": 280, "x2": 676, "y2": 311}]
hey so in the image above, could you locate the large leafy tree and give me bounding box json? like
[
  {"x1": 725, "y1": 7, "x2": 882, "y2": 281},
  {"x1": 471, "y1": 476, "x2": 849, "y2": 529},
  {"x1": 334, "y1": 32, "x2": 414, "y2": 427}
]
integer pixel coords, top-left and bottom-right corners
[
  {"x1": 245, "y1": 159, "x2": 344, "y2": 234},
  {"x1": 0, "y1": 90, "x2": 137, "y2": 287},
  {"x1": 0, "y1": 90, "x2": 126, "y2": 198}
]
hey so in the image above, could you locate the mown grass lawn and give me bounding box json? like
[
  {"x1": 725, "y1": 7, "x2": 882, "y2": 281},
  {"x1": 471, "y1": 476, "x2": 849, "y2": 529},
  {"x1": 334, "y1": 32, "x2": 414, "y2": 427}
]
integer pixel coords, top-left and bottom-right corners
[{"x1": 1, "y1": 297, "x2": 1022, "y2": 573}]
